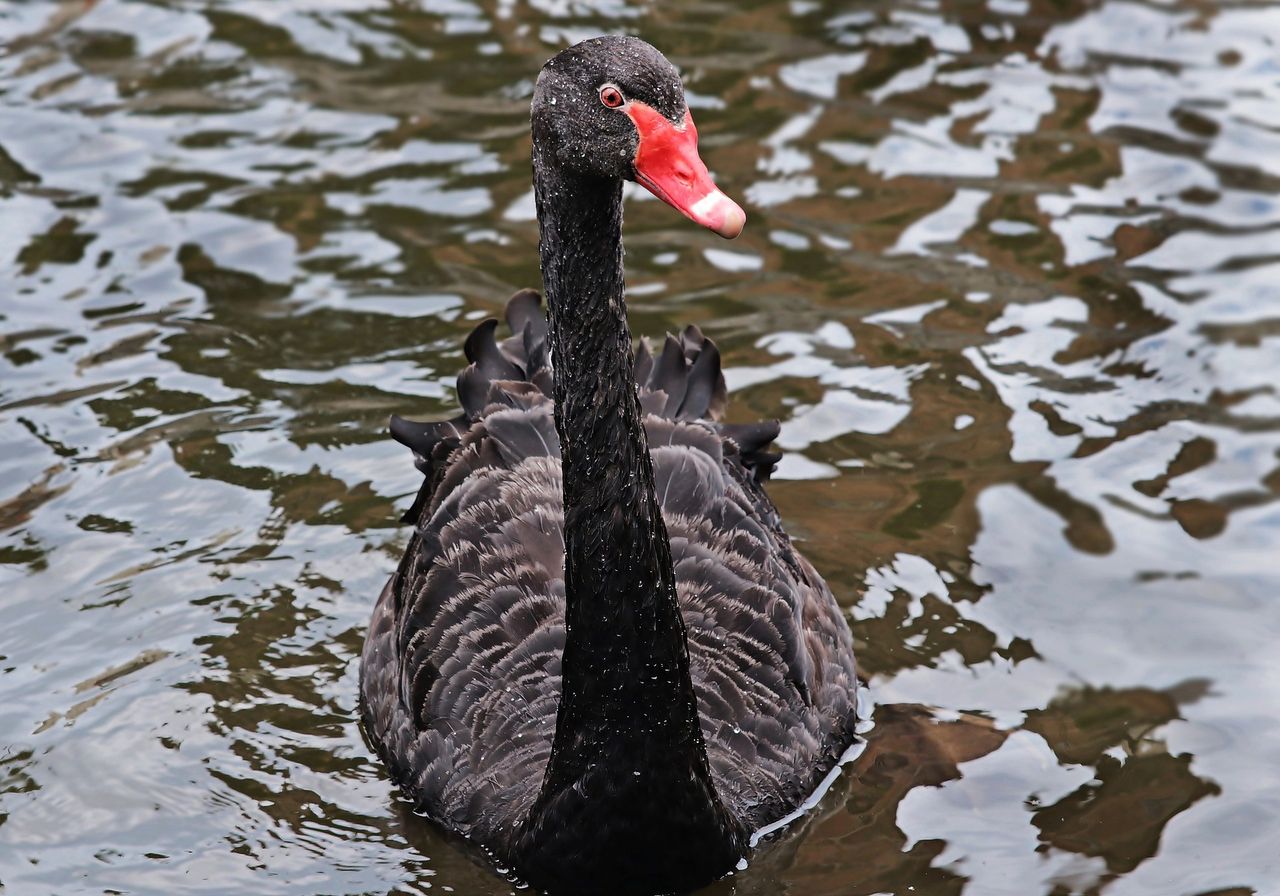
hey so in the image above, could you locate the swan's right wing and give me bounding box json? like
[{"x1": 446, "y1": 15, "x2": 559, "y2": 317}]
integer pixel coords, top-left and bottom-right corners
[
  {"x1": 361, "y1": 402, "x2": 568, "y2": 843},
  {"x1": 361, "y1": 291, "x2": 568, "y2": 843}
]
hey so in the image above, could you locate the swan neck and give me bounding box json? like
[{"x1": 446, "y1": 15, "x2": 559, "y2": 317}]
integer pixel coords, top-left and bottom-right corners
[{"x1": 515, "y1": 153, "x2": 743, "y2": 878}]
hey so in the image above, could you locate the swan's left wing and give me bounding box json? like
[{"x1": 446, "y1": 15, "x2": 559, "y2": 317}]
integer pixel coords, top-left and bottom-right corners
[{"x1": 638, "y1": 391, "x2": 860, "y2": 831}]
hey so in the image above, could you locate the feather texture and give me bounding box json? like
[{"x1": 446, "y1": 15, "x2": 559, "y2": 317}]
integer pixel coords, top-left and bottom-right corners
[{"x1": 361, "y1": 291, "x2": 859, "y2": 850}]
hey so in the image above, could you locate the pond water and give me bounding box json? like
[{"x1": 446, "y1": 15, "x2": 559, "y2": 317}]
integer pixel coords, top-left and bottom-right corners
[{"x1": 3, "y1": 1, "x2": 1279, "y2": 894}]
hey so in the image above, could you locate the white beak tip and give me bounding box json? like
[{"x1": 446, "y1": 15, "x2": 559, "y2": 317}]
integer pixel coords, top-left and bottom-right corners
[{"x1": 690, "y1": 190, "x2": 746, "y2": 239}]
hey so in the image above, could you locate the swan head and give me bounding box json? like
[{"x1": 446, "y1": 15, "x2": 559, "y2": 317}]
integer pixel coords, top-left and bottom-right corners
[{"x1": 532, "y1": 35, "x2": 746, "y2": 239}]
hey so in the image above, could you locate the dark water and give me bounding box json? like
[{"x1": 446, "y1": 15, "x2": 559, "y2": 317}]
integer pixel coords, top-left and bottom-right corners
[{"x1": 2, "y1": 1, "x2": 1279, "y2": 893}]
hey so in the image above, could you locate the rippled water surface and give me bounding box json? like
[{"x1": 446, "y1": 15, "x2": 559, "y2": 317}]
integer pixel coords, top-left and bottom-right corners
[{"x1": 3, "y1": 1, "x2": 1279, "y2": 893}]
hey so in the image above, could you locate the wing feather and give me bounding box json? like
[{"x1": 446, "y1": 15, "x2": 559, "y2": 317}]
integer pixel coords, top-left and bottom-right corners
[{"x1": 360, "y1": 290, "x2": 858, "y2": 848}]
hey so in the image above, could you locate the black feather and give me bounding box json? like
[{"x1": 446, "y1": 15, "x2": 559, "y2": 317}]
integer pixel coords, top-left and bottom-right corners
[
  {"x1": 363, "y1": 291, "x2": 858, "y2": 862},
  {"x1": 465, "y1": 318, "x2": 524, "y2": 381},
  {"x1": 678, "y1": 338, "x2": 720, "y2": 420}
]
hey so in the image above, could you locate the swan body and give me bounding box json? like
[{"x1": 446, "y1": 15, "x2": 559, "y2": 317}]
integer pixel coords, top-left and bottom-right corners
[{"x1": 361, "y1": 36, "x2": 858, "y2": 894}]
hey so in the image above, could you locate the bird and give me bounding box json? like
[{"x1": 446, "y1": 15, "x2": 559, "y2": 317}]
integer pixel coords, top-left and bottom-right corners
[{"x1": 360, "y1": 34, "x2": 859, "y2": 895}]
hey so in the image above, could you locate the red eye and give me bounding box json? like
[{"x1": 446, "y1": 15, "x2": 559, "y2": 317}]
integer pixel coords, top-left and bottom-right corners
[{"x1": 600, "y1": 86, "x2": 624, "y2": 108}]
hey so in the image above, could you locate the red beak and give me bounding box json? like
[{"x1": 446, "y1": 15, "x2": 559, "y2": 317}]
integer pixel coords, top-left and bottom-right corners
[{"x1": 626, "y1": 102, "x2": 746, "y2": 239}]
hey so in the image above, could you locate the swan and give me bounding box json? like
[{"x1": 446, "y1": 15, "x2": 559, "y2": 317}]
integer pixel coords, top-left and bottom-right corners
[{"x1": 360, "y1": 35, "x2": 859, "y2": 894}]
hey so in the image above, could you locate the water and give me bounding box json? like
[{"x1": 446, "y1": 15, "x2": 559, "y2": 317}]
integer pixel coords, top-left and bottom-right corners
[{"x1": 2, "y1": 1, "x2": 1278, "y2": 894}]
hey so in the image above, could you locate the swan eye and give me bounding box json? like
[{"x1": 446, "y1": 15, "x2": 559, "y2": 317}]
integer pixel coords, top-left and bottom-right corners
[{"x1": 600, "y1": 86, "x2": 624, "y2": 108}]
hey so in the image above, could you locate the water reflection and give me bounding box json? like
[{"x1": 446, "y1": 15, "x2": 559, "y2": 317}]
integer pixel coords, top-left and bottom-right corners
[{"x1": 2, "y1": 0, "x2": 1278, "y2": 893}]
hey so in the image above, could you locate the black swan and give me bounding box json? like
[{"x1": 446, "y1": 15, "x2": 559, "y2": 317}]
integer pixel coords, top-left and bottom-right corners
[{"x1": 360, "y1": 35, "x2": 859, "y2": 894}]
